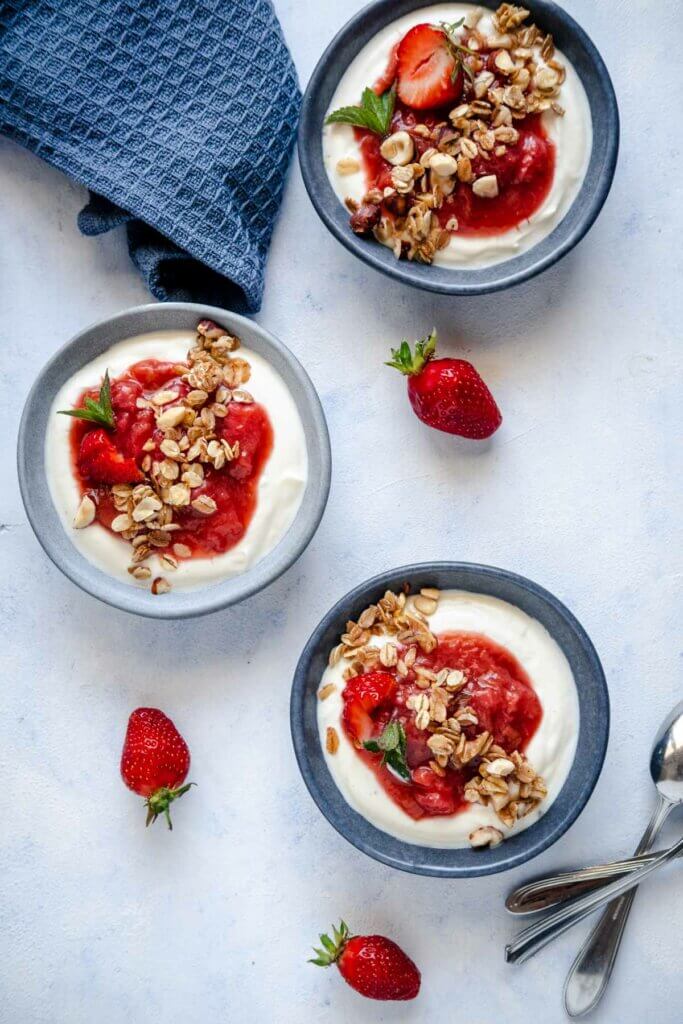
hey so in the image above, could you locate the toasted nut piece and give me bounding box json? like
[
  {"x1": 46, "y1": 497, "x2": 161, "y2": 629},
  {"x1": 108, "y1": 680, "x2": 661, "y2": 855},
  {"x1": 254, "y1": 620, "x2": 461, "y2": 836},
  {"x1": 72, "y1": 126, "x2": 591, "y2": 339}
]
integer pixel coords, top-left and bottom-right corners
[
  {"x1": 326, "y1": 726, "x2": 340, "y2": 754},
  {"x1": 336, "y1": 157, "x2": 361, "y2": 175},
  {"x1": 535, "y1": 66, "x2": 559, "y2": 91},
  {"x1": 460, "y1": 137, "x2": 478, "y2": 159},
  {"x1": 380, "y1": 643, "x2": 398, "y2": 667},
  {"x1": 167, "y1": 483, "x2": 193, "y2": 507},
  {"x1": 151, "y1": 576, "x2": 171, "y2": 595},
  {"x1": 380, "y1": 130, "x2": 415, "y2": 166},
  {"x1": 469, "y1": 825, "x2": 504, "y2": 848},
  {"x1": 487, "y1": 757, "x2": 516, "y2": 777},
  {"x1": 318, "y1": 683, "x2": 337, "y2": 701},
  {"x1": 128, "y1": 565, "x2": 152, "y2": 580},
  {"x1": 160, "y1": 438, "x2": 182, "y2": 460},
  {"x1": 73, "y1": 494, "x2": 96, "y2": 529},
  {"x1": 446, "y1": 669, "x2": 466, "y2": 692},
  {"x1": 191, "y1": 495, "x2": 217, "y2": 515},
  {"x1": 429, "y1": 152, "x2": 458, "y2": 177},
  {"x1": 160, "y1": 553, "x2": 178, "y2": 572},
  {"x1": 111, "y1": 513, "x2": 134, "y2": 533},
  {"x1": 132, "y1": 495, "x2": 163, "y2": 522},
  {"x1": 494, "y1": 49, "x2": 516, "y2": 74},
  {"x1": 172, "y1": 542, "x2": 192, "y2": 559},
  {"x1": 414, "y1": 595, "x2": 437, "y2": 616},
  {"x1": 474, "y1": 69, "x2": 495, "y2": 98},
  {"x1": 391, "y1": 165, "x2": 415, "y2": 194},
  {"x1": 151, "y1": 390, "x2": 178, "y2": 406},
  {"x1": 472, "y1": 174, "x2": 499, "y2": 198},
  {"x1": 156, "y1": 405, "x2": 187, "y2": 429}
]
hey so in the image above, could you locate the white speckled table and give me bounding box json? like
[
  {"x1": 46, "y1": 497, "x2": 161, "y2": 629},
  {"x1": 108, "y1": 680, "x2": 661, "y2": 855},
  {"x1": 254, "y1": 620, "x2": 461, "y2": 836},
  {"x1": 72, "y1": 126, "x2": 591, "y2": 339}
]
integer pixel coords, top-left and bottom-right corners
[{"x1": 1, "y1": 2, "x2": 681, "y2": 1021}]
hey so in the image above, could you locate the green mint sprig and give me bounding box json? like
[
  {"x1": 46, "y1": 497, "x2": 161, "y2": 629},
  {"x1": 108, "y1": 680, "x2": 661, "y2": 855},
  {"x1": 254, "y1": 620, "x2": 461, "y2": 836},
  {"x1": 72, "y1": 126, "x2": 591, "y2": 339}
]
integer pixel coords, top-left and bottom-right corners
[
  {"x1": 325, "y1": 85, "x2": 396, "y2": 136},
  {"x1": 441, "y1": 20, "x2": 477, "y2": 84},
  {"x1": 58, "y1": 370, "x2": 115, "y2": 430},
  {"x1": 363, "y1": 720, "x2": 410, "y2": 781}
]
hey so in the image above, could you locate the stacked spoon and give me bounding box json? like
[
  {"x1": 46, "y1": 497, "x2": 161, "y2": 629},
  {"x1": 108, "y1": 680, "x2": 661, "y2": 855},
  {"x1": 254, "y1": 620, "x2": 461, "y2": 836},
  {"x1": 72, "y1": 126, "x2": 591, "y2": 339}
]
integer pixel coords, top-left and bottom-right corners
[{"x1": 505, "y1": 700, "x2": 683, "y2": 1015}]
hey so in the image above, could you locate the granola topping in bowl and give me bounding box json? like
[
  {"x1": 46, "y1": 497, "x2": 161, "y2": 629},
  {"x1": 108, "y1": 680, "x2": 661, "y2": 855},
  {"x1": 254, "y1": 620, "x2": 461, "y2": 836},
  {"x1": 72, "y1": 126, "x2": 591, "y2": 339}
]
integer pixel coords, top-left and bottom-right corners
[
  {"x1": 323, "y1": 3, "x2": 592, "y2": 268},
  {"x1": 46, "y1": 321, "x2": 308, "y2": 592},
  {"x1": 317, "y1": 587, "x2": 579, "y2": 849}
]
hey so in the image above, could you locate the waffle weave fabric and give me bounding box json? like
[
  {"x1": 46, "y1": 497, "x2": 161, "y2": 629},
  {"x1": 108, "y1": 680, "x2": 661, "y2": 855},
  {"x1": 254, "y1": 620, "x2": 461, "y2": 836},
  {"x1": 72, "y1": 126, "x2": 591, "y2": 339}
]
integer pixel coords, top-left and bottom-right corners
[{"x1": 0, "y1": 0, "x2": 301, "y2": 312}]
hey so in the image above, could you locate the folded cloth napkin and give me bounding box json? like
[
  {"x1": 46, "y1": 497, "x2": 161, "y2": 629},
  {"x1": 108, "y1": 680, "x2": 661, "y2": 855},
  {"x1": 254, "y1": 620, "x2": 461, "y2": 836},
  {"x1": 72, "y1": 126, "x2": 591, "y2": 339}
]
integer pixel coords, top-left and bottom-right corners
[{"x1": 0, "y1": 0, "x2": 301, "y2": 312}]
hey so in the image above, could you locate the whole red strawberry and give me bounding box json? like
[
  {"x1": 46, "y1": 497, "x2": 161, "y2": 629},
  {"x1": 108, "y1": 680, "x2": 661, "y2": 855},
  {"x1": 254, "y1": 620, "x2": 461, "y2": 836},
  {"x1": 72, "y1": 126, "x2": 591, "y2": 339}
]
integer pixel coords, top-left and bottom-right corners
[
  {"x1": 120, "y1": 708, "x2": 193, "y2": 829},
  {"x1": 387, "y1": 330, "x2": 502, "y2": 439},
  {"x1": 310, "y1": 921, "x2": 421, "y2": 1001}
]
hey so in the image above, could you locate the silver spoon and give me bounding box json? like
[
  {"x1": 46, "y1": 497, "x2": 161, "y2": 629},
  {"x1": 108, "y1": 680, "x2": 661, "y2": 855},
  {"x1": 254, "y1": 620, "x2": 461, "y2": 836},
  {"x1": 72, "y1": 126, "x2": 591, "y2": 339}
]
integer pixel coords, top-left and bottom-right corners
[
  {"x1": 506, "y1": 847, "x2": 680, "y2": 915},
  {"x1": 504, "y1": 830, "x2": 683, "y2": 964},
  {"x1": 501, "y1": 827, "x2": 683, "y2": 962},
  {"x1": 503, "y1": 703, "x2": 683, "y2": 972},
  {"x1": 563, "y1": 699, "x2": 683, "y2": 1016}
]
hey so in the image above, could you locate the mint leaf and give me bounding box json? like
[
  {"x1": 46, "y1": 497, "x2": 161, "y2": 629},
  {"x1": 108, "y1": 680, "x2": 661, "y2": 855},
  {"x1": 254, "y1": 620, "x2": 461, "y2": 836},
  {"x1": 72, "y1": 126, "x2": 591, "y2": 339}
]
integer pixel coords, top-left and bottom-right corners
[
  {"x1": 363, "y1": 720, "x2": 410, "y2": 781},
  {"x1": 58, "y1": 369, "x2": 116, "y2": 430},
  {"x1": 440, "y1": 21, "x2": 477, "y2": 84},
  {"x1": 326, "y1": 85, "x2": 396, "y2": 136}
]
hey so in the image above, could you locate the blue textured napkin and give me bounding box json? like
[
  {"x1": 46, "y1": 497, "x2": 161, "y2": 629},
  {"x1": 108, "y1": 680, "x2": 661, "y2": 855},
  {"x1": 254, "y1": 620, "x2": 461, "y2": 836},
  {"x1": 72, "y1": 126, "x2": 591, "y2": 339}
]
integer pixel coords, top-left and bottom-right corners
[{"x1": 0, "y1": 0, "x2": 301, "y2": 312}]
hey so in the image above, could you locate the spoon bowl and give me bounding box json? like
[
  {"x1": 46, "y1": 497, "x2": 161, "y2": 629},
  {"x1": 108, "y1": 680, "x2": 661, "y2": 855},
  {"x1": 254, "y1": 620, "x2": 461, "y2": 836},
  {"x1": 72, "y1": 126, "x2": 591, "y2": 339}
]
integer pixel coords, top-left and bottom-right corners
[{"x1": 650, "y1": 699, "x2": 683, "y2": 805}]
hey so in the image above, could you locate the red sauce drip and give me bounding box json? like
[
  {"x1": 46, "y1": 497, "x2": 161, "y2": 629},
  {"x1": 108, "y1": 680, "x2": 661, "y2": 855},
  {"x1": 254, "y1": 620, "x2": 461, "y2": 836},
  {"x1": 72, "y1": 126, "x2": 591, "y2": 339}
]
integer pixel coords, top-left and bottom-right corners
[
  {"x1": 69, "y1": 359, "x2": 273, "y2": 561},
  {"x1": 341, "y1": 631, "x2": 543, "y2": 820}
]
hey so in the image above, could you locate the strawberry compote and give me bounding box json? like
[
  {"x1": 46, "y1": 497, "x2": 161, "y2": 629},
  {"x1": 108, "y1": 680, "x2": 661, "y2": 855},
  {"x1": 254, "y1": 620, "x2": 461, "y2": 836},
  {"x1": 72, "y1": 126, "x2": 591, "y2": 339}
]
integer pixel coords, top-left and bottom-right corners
[
  {"x1": 356, "y1": 102, "x2": 555, "y2": 236},
  {"x1": 70, "y1": 360, "x2": 273, "y2": 559},
  {"x1": 341, "y1": 632, "x2": 542, "y2": 820}
]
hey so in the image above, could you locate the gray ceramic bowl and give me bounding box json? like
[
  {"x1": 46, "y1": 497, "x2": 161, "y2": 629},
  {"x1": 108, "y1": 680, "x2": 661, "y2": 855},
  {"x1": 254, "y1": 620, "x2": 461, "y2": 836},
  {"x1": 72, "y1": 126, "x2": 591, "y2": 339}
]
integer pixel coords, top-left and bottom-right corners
[
  {"x1": 291, "y1": 562, "x2": 609, "y2": 877},
  {"x1": 18, "y1": 303, "x2": 331, "y2": 619},
  {"x1": 298, "y1": 0, "x2": 619, "y2": 295}
]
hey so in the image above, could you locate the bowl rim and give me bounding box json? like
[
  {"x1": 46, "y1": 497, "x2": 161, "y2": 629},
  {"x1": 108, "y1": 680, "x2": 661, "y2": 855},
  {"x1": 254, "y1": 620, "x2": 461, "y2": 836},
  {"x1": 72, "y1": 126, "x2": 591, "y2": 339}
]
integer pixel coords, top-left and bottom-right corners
[
  {"x1": 290, "y1": 561, "x2": 610, "y2": 877},
  {"x1": 298, "y1": 0, "x2": 620, "y2": 296},
  {"x1": 17, "y1": 302, "x2": 331, "y2": 619}
]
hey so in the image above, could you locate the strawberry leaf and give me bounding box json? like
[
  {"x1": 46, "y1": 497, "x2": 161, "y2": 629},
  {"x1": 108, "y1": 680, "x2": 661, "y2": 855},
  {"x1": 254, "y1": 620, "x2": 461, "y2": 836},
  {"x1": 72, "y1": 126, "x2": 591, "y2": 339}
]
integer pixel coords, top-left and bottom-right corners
[
  {"x1": 58, "y1": 369, "x2": 116, "y2": 430},
  {"x1": 386, "y1": 329, "x2": 437, "y2": 376},
  {"x1": 326, "y1": 85, "x2": 396, "y2": 136}
]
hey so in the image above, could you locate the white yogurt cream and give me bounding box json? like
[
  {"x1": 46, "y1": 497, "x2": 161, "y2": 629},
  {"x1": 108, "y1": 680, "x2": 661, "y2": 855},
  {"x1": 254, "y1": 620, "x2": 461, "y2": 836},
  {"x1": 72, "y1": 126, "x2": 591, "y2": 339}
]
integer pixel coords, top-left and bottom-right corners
[
  {"x1": 46, "y1": 329, "x2": 308, "y2": 590},
  {"x1": 317, "y1": 589, "x2": 579, "y2": 848},
  {"x1": 323, "y1": 3, "x2": 592, "y2": 268}
]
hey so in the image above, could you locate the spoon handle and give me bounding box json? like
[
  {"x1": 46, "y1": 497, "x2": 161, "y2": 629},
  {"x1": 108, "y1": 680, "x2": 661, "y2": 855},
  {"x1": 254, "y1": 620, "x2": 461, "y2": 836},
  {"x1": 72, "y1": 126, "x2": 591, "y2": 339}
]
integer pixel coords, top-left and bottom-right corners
[
  {"x1": 504, "y1": 823, "x2": 683, "y2": 966},
  {"x1": 563, "y1": 796, "x2": 673, "y2": 1017},
  {"x1": 505, "y1": 848, "x2": 675, "y2": 915}
]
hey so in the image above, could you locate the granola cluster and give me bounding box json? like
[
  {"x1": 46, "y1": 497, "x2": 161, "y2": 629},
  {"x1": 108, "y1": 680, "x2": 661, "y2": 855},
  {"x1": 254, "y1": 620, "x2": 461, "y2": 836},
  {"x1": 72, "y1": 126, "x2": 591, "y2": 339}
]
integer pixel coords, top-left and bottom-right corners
[
  {"x1": 322, "y1": 585, "x2": 548, "y2": 849},
  {"x1": 344, "y1": 4, "x2": 566, "y2": 264},
  {"x1": 73, "y1": 319, "x2": 256, "y2": 594}
]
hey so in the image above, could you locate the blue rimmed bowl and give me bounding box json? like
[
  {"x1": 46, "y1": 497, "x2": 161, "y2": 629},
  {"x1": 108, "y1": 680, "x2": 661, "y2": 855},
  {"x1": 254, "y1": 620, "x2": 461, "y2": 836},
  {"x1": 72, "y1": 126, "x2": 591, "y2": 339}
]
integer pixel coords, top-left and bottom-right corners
[
  {"x1": 298, "y1": 0, "x2": 619, "y2": 295},
  {"x1": 17, "y1": 302, "x2": 331, "y2": 619},
  {"x1": 291, "y1": 562, "x2": 609, "y2": 877}
]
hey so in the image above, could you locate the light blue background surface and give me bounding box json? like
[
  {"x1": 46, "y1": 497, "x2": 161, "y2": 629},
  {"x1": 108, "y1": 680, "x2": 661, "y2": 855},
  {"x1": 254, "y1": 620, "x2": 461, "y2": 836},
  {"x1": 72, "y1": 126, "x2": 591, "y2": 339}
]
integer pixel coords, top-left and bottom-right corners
[{"x1": 0, "y1": 2, "x2": 681, "y2": 1021}]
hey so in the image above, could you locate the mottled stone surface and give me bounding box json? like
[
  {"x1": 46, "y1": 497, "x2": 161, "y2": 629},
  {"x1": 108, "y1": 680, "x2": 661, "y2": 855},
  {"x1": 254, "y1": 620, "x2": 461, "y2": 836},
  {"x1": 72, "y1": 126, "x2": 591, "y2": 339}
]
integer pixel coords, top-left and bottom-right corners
[{"x1": 0, "y1": 2, "x2": 680, "y2": 1021}]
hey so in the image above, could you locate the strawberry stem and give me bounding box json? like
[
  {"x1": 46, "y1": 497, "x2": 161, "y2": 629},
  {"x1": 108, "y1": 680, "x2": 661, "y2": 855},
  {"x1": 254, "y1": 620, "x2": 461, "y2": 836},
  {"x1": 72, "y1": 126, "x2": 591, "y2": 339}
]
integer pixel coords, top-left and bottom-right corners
[
  {"x1": 386, "y1": 329, "x2": 437, "y2": 376},
  {"x1": 308, "y1": 921, "x2": 351, "y2": 967},
  {"x1": 145, "y1": 782, "x2": 195, "y2": 830}
]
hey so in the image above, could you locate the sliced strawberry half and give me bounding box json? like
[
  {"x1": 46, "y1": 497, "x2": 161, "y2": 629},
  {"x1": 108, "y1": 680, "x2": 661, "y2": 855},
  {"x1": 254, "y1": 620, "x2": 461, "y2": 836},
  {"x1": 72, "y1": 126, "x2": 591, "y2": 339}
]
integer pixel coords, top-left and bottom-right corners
[
  {"x1": 342, "y1": 671, "x2": 396, "y2": 744},
  {"x1": 78, "y1": 428, "x2": 143, "y2": 485},
  {"x1": 396, "y1": 24, "x2": 463, "y2": 110}
]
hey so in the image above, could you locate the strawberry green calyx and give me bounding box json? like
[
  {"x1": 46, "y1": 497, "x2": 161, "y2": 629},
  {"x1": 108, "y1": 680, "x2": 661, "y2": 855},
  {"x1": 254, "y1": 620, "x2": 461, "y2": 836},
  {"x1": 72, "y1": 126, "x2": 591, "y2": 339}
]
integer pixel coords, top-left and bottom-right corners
[
  {"x1": 386, "y1": 329, "x2": 437, "y2": 376},
  {"x1": 145, "y1": 782, "x2": 194, "y2": 830},
  {"x1": 309, "y1": 921, "x2": 351, "y2": 967}
]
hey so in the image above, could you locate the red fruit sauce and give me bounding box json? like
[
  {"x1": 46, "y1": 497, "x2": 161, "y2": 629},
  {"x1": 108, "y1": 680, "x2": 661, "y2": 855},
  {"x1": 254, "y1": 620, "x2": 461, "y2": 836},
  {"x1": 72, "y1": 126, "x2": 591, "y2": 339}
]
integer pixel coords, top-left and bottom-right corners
[
  {"x1": 341, "y1": 632, "x2": 542, "y2": 820},
  {"x1": 69, "y1": 359, "x2": 273, "y2": 560},
  {"x1": 356, "y1": 46, "x2": 556, "y2": 236}
]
